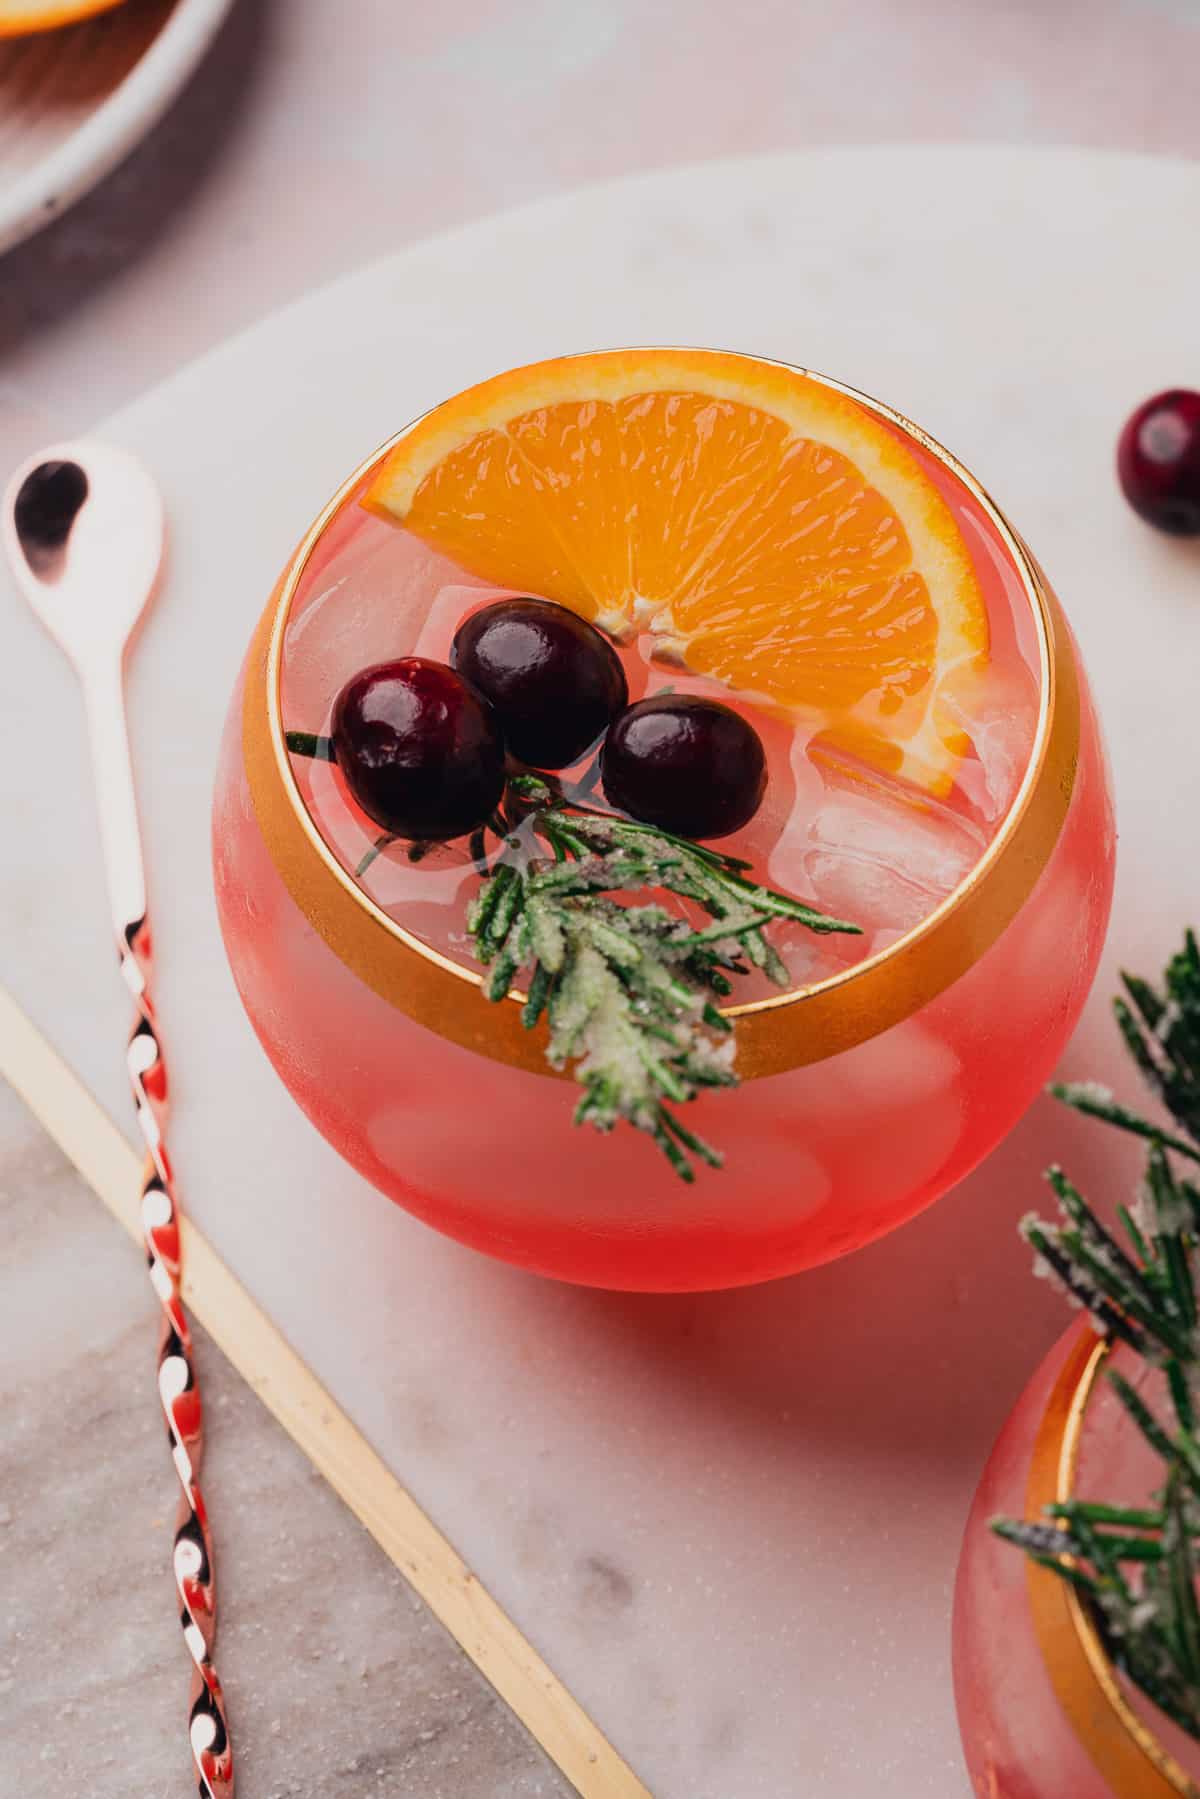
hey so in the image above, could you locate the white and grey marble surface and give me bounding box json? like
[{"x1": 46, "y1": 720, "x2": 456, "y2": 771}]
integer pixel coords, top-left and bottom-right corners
[
  {"x1": 0, "y1": 1076, "x2": 570, "y2": 1797},
  {"x1": 3, "y1": 146, "x2": 1200, "y2": 1797}
]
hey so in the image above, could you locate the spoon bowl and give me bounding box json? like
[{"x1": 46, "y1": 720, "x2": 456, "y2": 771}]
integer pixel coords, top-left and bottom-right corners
[
  {"x1": 3, "y1": 441, "x2": 165, "y2": 939},
  {"x1": 2, "y1": 440, "x2": 165, "y2": 671}
]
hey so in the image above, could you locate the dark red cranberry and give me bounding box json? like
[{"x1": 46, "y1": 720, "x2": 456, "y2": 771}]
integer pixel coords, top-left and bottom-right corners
[
  {"x1": 331, "y1": 659, "x2": 505, "y2": 840},
  {"x1": 601, "y1": 695, "x2": 766, "y2": 839},
  {"x1": 1117, "y1": 390, "x2": 1200, "y2": 536},
  {"x1": 450, "y1": 598, "x2": 627, "y2": 769}
]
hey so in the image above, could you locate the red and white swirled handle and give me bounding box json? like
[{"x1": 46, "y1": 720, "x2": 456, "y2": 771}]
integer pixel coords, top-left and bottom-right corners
[
  {"x1": 125, "y1": 910, "x2": 233, "y2": 1798},
  {"x1": 85, "y1": 546, "x2": 234, "y2": 1799},
  {"x1": 87, "y1": 602, "x2": 234, "y2": 1799}
]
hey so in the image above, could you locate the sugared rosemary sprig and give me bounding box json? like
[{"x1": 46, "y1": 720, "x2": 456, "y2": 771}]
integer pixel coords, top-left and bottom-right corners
[
  {"x1": 467, "y1": 776, "x2": 858, "y2": 1179},
  {"x1": 282, "y1": 737, "x2": 860, "y2": 1178},
  {"x1": 995, "y1": 930, "x2": 1200, "y2": 1740}
]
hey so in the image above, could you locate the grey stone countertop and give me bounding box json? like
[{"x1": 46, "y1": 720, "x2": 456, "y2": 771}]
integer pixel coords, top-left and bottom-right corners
[{"x1": 0, "y1": 1081, "x2": 569, "y2": 1798}]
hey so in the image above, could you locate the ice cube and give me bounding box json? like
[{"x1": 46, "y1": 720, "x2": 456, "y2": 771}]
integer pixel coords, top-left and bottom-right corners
[
  {"x1": 283, "y1": 511, "x2": 494, "y2": 724},
  {"x1": 800, "y1": 760, "x2": 987, "y2": 941},
  {"x1": 777, "y1": 924, "x2": 864, "y2": 987},
  {"x1": 943, "y1": 666, "x2": 1039, "y2": 823}
]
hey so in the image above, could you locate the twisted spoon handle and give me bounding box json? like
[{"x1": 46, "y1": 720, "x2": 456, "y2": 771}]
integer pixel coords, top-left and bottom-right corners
[{"x1": 86, "y1": 666, "x2": 233, "y2": 1799}]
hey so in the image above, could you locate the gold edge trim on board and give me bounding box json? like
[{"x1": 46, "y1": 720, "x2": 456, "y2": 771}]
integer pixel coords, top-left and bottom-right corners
[
  {"x1": 1025, "y1": 1330, "x2": 1200, "y2": 1798},
  {"x1": 241, "y1": 352, "x2": 1081, "y2": 1080}
]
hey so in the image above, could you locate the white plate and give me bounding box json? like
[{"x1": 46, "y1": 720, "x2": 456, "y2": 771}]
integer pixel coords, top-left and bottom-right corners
[
  {"x1": 0, "y1": 0, "x2": 234, "y2": 254},
  {"x1": 4, "y1": 148, "x2": 1199, "y2": 1796}
]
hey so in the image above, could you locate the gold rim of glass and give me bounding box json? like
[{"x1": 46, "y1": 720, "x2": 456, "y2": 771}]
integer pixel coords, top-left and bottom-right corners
[
  {"x1": 1026, "y1": 1331, "x2": 1198, "y2": 1798},
  {"x1": 241, "y1": 350, "x2": 1082, "y2": 1080}
]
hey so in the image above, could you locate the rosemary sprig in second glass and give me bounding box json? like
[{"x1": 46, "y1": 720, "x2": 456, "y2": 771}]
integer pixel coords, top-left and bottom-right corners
[{"x1": 994, "y1": 930, "x2": 1200, "y2": 1740}]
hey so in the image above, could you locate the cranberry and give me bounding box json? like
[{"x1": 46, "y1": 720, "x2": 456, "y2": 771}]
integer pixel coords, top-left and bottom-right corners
[
  {"x1": 451, "y1": 598, "x2": 627, "y2": 769},
  {"x1": 601, "y1": 695, "x2": 766, "y2": 839},
  {"x1": 331, "y1": 659, "x2": 505, "y2": 840},
  {"x1": 1117, "y1": 390, "x2": 1200, "y2": 536}
]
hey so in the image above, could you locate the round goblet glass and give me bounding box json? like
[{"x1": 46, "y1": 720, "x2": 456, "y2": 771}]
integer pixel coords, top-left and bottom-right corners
[{"x1": 213, "y1": 358, "x2": 1115, "y2": 1291}]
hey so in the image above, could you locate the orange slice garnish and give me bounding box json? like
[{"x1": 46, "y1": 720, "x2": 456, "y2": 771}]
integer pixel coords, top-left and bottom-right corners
[
  {"x1": 365, "y1": 350, "x2": 988, "y2": 794},
  {"x1": 0, "y1": 0, "x2": 124, "y2": 32}
]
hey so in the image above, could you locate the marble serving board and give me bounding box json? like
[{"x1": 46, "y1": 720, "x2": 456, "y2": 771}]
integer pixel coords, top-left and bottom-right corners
[{"x1": 3, "y1": 147, "x2": 1200, "y2": 1797}]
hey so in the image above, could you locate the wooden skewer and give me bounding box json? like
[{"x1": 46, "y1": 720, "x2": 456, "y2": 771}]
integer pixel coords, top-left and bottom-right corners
[{"x1": 0, "y1": 982, "x2": 652, "y2": 1799}]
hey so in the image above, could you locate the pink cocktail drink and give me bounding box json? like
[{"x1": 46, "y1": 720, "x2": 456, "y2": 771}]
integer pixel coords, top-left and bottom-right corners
[{"x1": 213, "y1": 352, "x2": 1115, "y2": 1289}]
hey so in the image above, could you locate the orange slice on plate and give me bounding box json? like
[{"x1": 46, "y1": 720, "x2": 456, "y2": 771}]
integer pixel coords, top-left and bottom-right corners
[
  {"x1": 0, "y1": 0, "x2": 124, "y2": 32},
  {"x1": 365, "y1": 349, "x2": 988, "y2": 795}
]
